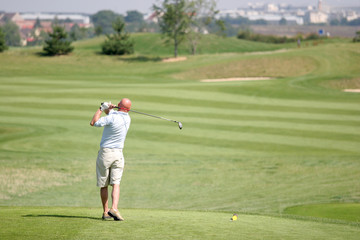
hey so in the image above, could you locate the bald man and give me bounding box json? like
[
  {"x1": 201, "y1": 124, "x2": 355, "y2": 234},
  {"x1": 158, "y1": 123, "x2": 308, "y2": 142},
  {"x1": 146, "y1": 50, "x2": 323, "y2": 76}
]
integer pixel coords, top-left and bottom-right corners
[{"x1": 90, "y1": 98, "x2": 132, "y2": 221}]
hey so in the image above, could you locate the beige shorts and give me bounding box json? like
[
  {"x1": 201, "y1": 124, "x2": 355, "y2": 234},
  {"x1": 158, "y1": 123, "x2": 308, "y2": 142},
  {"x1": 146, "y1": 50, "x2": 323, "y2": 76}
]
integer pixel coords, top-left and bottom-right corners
[{"x1": 96, "y1": 148, "x2": 124, "y2": 187}]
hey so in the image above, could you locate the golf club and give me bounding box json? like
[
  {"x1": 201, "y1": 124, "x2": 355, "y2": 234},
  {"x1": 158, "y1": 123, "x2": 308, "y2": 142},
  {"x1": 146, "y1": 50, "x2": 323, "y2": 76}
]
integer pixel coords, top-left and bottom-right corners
[{"x1": 114, "y1": 107, "x2": 182, "y2": 130}]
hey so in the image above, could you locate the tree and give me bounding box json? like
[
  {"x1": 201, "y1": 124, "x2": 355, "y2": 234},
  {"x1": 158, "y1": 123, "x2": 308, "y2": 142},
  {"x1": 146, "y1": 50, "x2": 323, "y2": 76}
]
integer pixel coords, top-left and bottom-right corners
[
  {"x1": 2, "y1": 21, "x2": 21, "y2": 46},
  {"x1": 279, "y1": 17, "x2": 287, "y2": 25},
  {"x1": 348, "y1": 18, "x2": 360, "y2": 26},
  {"x1": 101, "y1": 18, "x2": 134, "y2": 55},
  {"x1": 0, "y1": 28, "x2": 8, "y2": 52},
  {"x1": 43, "y1": 25, "x2": 74, "y2": 56},
  {"x1": 125, "y1": 10, "x2": 144, "y2": 23},
  {"x1": 70, "y1": 24, "x2": 83, "y2": 41},
  {"x1": 91, "y1": 10, "x2": 123, "y2": 35},
  {"x1": 95, "y1": 25, "x2": 103, "y2": 36},
  {"x1": 353, "y1": 31, "x2": 360, "y2": 42},
  {"x1": 153, "y1": 0, "x2": 194, "y2": 57},
  {"x1": 330, "y1": 19, "x2": 340, "y2": 26},
  {"x1": 69, "y1": 24, "x2": 93, "y2": 41},
  {"x1": 34, "y1": 18, "x2": 42, "y2": 29},
  {"x1": 124, "y1": 10, "x2": 146, "y2": 33},
  {"x1": 186, "y1": 0, "x2": 223, "y2": 55}
]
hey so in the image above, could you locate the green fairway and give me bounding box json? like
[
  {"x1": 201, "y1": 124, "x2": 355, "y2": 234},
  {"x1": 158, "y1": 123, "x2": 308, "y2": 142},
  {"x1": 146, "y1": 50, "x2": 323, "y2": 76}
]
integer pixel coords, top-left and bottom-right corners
[
  {"x1": 0, "y1": 34, "x2": 359, "y2": 239},
  {"x1": 1, "y1": 207, "x2": 360, "y2": 240}
]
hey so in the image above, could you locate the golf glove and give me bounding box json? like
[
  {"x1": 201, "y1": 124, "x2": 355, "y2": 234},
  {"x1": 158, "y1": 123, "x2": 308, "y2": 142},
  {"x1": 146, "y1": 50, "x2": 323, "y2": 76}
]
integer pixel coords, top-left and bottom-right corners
[{"x1": 100, "y1": 102, "x2": 111, "y2": 111}]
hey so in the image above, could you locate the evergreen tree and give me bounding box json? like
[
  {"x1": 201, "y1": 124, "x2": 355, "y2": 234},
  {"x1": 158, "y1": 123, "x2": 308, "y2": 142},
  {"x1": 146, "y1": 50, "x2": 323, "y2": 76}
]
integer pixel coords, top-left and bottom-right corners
[
  {"x1": 34, "y1": 18, "x2": 42, "y2": 29},
  {"x1": 0, "y1": 28, "x2": 8, "y2": 52},
  {"x1": 43, "y1": 26, "x2": 74, "y2": 56},
  {"x1": 101, "y1": 18, "x2": 134, "y2": 55}
]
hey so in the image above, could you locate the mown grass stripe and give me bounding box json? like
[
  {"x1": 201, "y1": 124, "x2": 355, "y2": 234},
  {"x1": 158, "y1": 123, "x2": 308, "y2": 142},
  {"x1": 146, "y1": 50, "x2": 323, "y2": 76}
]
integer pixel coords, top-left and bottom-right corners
[
  {"x1": 187, "y1": 122, "x2": 360, "y2": 142},
  {"x1": 1, "y1": 85, "x2": 360, "y2": 114},
  {"x1": 1, "y1": 110, "x2": 359, "y2": 138},
  {"x1": 132, "y1": 124, "x2": 360, "y2": 153},
  {"x1": 130, "y1": 129, "x2": 351, "y2": 154},
  {"x1": 177, "y1": 117, "x2": 360, "y2": 135}
]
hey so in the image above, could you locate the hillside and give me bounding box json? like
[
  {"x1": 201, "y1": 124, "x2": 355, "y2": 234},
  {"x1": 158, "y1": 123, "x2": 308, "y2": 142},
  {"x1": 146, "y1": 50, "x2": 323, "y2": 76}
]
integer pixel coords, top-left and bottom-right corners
[
  {"x1": 74, "y1": 33, "x2": 291, "y2": 56},
  {"x1": 0, "y1": 35, "x2": 359, "y2": 239}
]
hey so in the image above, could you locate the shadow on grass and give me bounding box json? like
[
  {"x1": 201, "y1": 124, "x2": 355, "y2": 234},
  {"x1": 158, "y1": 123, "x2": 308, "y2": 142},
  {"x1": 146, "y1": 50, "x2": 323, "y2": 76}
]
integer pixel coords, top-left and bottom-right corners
[
  {"x1": 23, "y1": 214, "x2": 101, "y2": 221},
  {"x1": 118, "y1": 56, "x2": 163, "y2": 62},
  {"x1": 94, "y1": 52, "x2": 163, "y2": 62},
  {"x1": 34, "y1": 52, "x2": 51, "y2": 57},
  {"x1": 34, "y1": 52, "x2": 72, "y2": 57}
]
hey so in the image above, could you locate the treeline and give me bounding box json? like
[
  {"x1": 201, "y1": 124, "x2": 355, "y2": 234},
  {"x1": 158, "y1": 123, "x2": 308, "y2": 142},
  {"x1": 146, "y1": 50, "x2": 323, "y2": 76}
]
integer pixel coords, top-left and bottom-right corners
[
  {"x1": 330, "y1": 18, "x2": 360, "y2": 26},
  {"x1": 92, "y1": 10, "x2": 158, "y2": 35},
  {"x1": 237, "y1": 29, "x2": 327, "y2": 44}
]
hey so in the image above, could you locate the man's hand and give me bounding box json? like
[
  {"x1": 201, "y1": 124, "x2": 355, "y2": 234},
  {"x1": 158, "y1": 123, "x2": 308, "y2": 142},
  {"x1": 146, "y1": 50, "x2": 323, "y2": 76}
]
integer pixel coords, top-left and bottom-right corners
[
  {"x1": 91, "y1": 101, "x2": 111, "y2": 126},
  {"x1": 109, "y1": 103, "x2": 116, "y2": 109},
  {"x1": 100, "y1": 102, "x2": 111, "y2": 111}
]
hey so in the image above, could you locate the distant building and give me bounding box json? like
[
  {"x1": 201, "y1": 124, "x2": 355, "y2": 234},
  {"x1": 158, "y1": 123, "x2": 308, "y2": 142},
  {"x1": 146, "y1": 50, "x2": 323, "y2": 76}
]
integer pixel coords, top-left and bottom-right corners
[
  {"x1": 248, "y1": 14, "x2": 304, "y2": 25},
  {"x1": 304, "y1": 0, "x2": 329, "y2": 24},
  {"x1": 20, "y1": 13, "x2": 92, "y2": 26},
  {"x1": 346, "y1": 11, "x2": 359, "y2": 22},
  {"x1": 145, "y1": 12, "x2": 160, "y2": 23},
  {"x1": 305, "y1": 10, "x2": 328, "y2": 24},
  {"x1": 266, "y1": 4, "x2": 279, "y2": 12},
  {"x1": 318, "y1": 0, "x2": 323, "y2": 11},
  {"x1": 0, "y1": 12, "x2": 23, "y2": 23},
  {"x1": 0, "y1": 11, "x2": 93, "y2": 46}
]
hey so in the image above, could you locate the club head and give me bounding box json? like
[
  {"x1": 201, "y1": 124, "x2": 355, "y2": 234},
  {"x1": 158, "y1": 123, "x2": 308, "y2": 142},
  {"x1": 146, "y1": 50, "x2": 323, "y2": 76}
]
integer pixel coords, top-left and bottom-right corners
[{"x1": 178, "y1": 122, "x2": 183, "y2": 130}]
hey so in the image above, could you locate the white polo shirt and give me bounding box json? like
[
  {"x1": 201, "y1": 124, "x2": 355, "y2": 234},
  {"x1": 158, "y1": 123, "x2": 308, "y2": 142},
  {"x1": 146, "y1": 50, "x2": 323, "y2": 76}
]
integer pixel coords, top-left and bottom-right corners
[{"x1": 94, "y1": 110, "x2": 131, "y2": 149}]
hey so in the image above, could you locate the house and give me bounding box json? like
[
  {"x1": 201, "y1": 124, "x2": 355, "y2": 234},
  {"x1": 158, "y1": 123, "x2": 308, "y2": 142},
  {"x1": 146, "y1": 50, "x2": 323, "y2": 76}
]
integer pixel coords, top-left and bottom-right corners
[
  {"x1": 17, "y1": 20, "x2": 36, "y2": 29},
  {"x1": 0, "y1": 12, "x2": 23, "y2": 23},
  {"x1": 145, "y1": 12, "x2": 161, "y2": 23}
]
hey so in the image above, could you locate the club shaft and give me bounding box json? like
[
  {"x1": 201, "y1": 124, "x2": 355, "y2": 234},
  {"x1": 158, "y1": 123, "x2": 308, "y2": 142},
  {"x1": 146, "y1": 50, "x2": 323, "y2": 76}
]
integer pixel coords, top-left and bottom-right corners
[
  {"x1": 130, "y1": 110, "x2": 177, "y2": 123},
  {"x1": 115, "y1": 107, "x2": 178, "y2": 123}
]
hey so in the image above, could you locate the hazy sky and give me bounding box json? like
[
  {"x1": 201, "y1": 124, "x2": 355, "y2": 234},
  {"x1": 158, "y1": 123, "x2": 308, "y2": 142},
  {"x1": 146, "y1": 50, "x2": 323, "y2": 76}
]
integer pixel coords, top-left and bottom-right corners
[{"x1": 1, "y1": 0, "x2": 359, "y2": 14}]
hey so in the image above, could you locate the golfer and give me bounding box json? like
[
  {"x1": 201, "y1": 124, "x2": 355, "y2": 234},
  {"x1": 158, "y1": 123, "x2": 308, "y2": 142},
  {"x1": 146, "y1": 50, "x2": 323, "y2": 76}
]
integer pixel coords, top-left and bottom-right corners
[{"x1": 90, "y1": 98, "x2": 131, "y2": 221}]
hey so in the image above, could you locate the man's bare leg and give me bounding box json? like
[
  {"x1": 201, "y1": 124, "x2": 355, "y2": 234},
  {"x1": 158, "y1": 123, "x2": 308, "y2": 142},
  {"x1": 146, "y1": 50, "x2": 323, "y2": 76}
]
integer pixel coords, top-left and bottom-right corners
[
  {"x1": 111, "y1": 184, "x2": 120, "y2": 210},
  {"x1": 100, "y1": 187, "x2": 109, "y2": 214},
  {"x1": 108, "y1": 184, "x2": 124, "y2": 220}
]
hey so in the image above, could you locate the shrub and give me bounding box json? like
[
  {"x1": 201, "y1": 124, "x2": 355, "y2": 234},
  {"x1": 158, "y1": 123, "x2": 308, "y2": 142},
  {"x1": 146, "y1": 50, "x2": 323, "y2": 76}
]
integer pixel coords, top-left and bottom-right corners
[
  {"x1": 0, "y1": 28, "x2": 8, "y2": 52},
  {"x1": 102, "y1": 18, "x2": 134, "y2": 55},
  {"x1": 237, "y1": 30, "x2": 295, "y2": 44},
  {"x1": 353, "y1": 31, "x2": 360, "y2": 42},
  {"x1": 43, "y1": 26, "x2": 74, "y2": 56},
  {"x1": 306, "y1": 33, "x2": 321, "y2": 40},
  {"x1": 237, "y1": 30, "x2": 327, "y2": 44}
]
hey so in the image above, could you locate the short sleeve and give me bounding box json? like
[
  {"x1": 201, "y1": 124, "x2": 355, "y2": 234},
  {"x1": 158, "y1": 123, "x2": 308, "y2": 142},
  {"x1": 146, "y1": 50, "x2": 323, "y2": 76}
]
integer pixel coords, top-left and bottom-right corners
[{"x1": 94, "y1": 115, "x2": 113, "y2": 127}]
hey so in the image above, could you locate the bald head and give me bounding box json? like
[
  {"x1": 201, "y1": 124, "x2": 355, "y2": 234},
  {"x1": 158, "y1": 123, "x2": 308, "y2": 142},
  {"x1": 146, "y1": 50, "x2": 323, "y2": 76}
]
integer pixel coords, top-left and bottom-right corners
[{"x1": 118, "y1": 98, "x2": 132, "y2": 112}]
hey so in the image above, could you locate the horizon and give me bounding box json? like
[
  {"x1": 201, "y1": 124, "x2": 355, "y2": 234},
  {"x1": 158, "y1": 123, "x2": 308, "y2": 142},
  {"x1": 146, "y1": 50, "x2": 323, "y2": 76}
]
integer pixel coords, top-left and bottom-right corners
[{"x1": 1, "y1": 0, "x2": 359, "y2": 15}]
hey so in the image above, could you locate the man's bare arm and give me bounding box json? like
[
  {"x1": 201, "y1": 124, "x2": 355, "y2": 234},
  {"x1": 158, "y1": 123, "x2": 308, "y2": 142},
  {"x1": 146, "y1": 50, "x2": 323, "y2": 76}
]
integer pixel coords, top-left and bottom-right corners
[{"x1": 90, "y1": 109, "x2": 103, "y2": 126}]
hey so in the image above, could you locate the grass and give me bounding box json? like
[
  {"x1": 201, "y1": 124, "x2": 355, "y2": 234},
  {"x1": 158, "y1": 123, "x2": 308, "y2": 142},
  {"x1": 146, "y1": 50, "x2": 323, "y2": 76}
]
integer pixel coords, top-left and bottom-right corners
[
  {"x1": 284, "y1": 203, "x2": 360, "y2": 223},
  {"x1": 74, "y1": 33, "x2": 288, "y2": 56},
  {"x1": 1, "y1": 207, "x2": 360, "y2": 240},
  {"x1": 0, "y1": 34, "x2": 359, "y2": 239},
  {"x1": 174, "y1": 55, "x2": 317, "y2": 80},
  {"x1": 322, "y1": 78, "x2": 360, "y2": 90}
]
